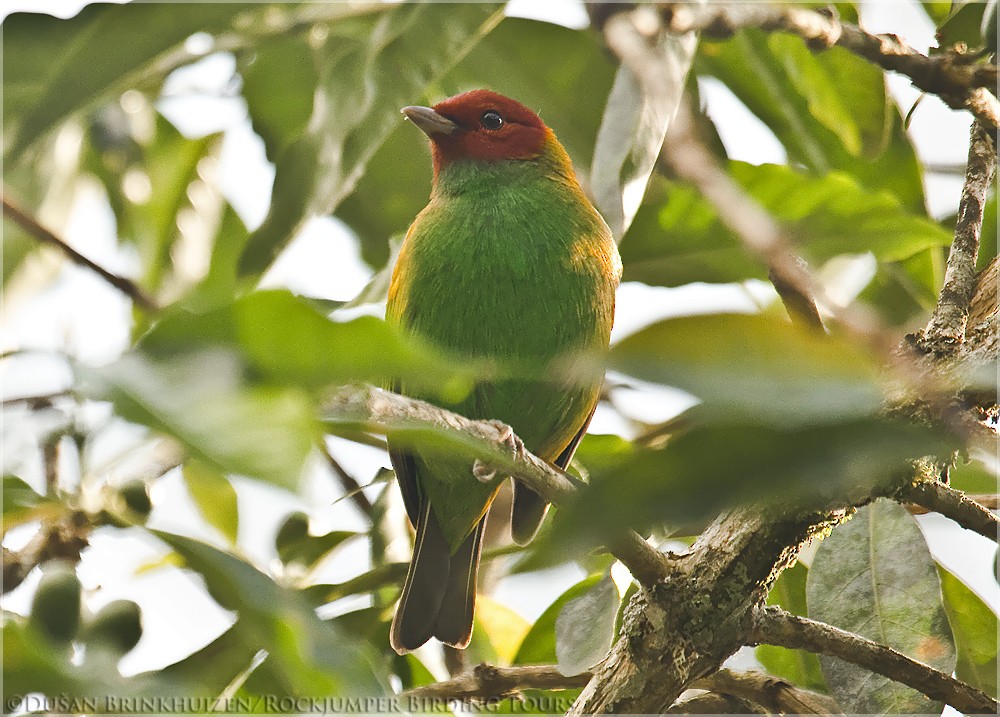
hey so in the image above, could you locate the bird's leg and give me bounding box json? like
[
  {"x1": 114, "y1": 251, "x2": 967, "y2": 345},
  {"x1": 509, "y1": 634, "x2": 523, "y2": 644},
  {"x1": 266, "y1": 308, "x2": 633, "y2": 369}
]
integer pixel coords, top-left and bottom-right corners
[{"x1": 472, "y1": 420, "x2": 525, "y2": 483}]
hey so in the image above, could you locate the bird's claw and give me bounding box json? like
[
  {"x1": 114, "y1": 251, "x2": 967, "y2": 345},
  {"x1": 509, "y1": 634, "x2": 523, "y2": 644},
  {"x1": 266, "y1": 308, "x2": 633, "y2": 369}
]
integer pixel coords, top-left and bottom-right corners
[
  {"x1": 485, "y1": 419, "x2": 525, "y2": 459},
  {"x1": 472, "y1": 421, "x2": 524, "y2": 483}
]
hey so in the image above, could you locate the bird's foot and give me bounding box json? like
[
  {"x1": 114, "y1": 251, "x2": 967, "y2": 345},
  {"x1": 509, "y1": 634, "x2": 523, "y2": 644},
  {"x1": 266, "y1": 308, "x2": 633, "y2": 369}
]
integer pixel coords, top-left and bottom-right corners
[
  {"x1": 484, "y1": 419, "x2": 525, "y2": 460},
  {"x1": 472, "y1": 421, "x2": 525, "y2": 483}
]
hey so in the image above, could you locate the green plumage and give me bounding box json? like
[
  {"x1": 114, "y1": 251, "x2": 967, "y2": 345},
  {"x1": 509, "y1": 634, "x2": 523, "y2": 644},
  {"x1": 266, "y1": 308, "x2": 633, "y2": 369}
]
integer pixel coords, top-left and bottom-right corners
[
  {"x1": 388, "y1": 144, "x2": 618, "y2": 547},
  {"x1": 386, "y1": 90, "x2": 620, "y2": 653}
]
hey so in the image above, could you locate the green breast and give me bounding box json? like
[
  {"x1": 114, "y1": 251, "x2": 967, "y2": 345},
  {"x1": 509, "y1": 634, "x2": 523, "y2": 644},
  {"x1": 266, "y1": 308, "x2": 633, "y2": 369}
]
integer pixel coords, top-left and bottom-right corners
[{"x1": 388, "y1": 154, "x2": 620, "y2": 548}]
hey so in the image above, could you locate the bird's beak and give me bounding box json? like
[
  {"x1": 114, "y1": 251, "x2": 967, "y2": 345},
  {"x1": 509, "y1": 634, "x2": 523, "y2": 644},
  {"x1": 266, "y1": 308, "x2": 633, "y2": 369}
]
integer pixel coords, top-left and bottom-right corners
[{"x1": 401, "y1": 105, "x2": 458, "y2": 136}]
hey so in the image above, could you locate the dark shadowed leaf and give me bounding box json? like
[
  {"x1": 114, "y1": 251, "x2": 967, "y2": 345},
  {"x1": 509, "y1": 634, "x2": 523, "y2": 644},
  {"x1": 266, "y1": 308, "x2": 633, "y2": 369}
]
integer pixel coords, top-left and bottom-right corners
[
  {"x1": 558, "y1": 419, "x2": 951, "y2": 547},
  {"x1": 806, "y1": 500, "x2": 956, "y2": 714},
  {"x1": 238, "y1": 2, "x2": 504, "y2": 278},
  {"x1": 610, "y1": 313, "x2": 883, "y2": 425},
  {"x1": 939, "y1": 567, "x2": 998, "y2": 696},
  {"x1": 756, "y1": 562, "x2": 827, "y2": 692},
  {"x1": 155, "y1": 531, "x2": 387, "y2": 696},
  {"x1": 555, "y1": 573, "x2": 620, "y2": 676}
]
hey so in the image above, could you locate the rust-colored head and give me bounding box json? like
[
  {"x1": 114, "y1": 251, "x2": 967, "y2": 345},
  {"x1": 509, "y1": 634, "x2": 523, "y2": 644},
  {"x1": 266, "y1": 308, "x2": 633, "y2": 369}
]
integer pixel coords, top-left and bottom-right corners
[{"x1": 401, "y1": 90, "x2": 550, "y2": 175}]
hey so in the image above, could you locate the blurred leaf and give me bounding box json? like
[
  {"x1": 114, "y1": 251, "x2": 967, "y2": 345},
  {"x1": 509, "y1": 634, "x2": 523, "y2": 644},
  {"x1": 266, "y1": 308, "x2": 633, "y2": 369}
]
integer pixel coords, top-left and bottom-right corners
[
  {"x1": 513, "y1": 574, "x2": 603, "y2": 665},
  {"x1": 342, "y1": 236, "x2": 403, "y2": 308},
  {"x1": 806, "y1": 500, "x2": 956, "y2": 714},
  {"x1": 555, "y1": 573, "x2": 620, "y2": 676},
  {"x1": 475, "y1": 595, "x2": 532, "y2": 665},
  {"x1": 756, "y1": 562, "x2": 827, "y2": 692},
  {"x1": 559, "y1": 419, "x2": 952, "y2": 548},
  {"x1": 239, "y1": 35, "x2": 317, "y2": 161},
  {"x1": 182, "y1": 203, "x2": 251, "y2": 311},
  {"x1": 3, "y1": 4, "x2": 243, "y2": 159},
  {"x1": 278, "y1": 527, "x2": 357, "y2": 571},
  {"x1": 81, "y1": 349, "x2": 317, "y2": 488},
  {"x1": 921, "y1": 1, "x2": 955, "y2": 25},
  {"x1": 859, "y1": 247, "x2": 942, "y2": 326},
  {"x1": 3, "y1": 475, "x2": 42, "y2": 519},
  {"x1": 141, "y1": 289, "x2": 479, "y2": 398},
  {"x1": 621, "y1": 163, "x2": 950, "y2": 288},
  {"x1": 339, "y1": 17, "x2": 617, "y2": 268},
  {"x1": 183, "y1": 461, "x2": 240, "y2": 545},
  {"x1": 155, "y1": 531, "x2": 387, "y2": 696},
  {"x1": 697, "y1": 31, "x2": 925, "y2": 212},
  {"x1": 939, "y1": 567, "x2": 998, "y2": 696},
  {"x1": 238, "y1": 2, "x2": 504, "y2": 278},
  {"x1": 610, "y1": 313, "x2": 882, "y2": 425},
  {"x1": 590, "y1": 29, "x2": 697, "y2": 240}
]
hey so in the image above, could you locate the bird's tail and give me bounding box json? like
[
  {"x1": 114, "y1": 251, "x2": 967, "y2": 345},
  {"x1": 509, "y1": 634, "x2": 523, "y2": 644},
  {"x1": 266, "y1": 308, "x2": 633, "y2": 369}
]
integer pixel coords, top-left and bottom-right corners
[
  {"x1": 510, "y1": 483, "x2": 549, "y2": 546},
  {"x1": 390, "y1": 502, "x2": 484, "y2": 654}
]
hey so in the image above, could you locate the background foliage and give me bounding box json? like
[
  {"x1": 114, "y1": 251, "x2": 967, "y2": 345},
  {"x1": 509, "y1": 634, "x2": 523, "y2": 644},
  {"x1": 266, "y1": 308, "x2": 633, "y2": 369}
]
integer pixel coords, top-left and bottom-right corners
[{"x1": 2, "y1": 1, "x2": 997, "y2": 713}]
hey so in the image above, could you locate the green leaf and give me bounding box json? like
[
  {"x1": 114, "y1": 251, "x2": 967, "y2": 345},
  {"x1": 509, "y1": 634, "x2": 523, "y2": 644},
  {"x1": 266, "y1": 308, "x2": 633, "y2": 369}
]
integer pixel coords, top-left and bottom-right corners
[
  {"x1": 237, "y1": 2, "x2": 504, "y2": 278},
  {"x1": 620, "y1": 163, "x2": 950, "y2": 288},
  {"x1": 558, "y1": 419, "x2": 951, "y2": 547},
  {"x1": 513, "y1": 574, "x2": 603, "y2": 665},
  {"x1": 141, "y1": 289, "x2": 479, "y2": 399},
  {"x1": 81, "y1": 349, "x2": 317, "y2": 488},
  {"x1": 182, "y1": 462, "x2": 240, "y2": 545},
  {"x1": 278, "y1": 527, "x2": 357, "y2": 571},
  {"x1": 950, "y1": 455, "x2": 999, "y2": 494},
  {"x1": 939, "y1": 567, "x2": 999, "y2": 696},
  {"x1": 696, "y1": 29, "x2": 925, "y2": 211},
  {"x1": 3, "y1": 475, "x2": 42, "y2": 520},
  {"x1": 3, "y1": 4, "x2": 243, "y2": 159},
  {"x1": 555, "y1": 573, "x2": 621, "y2": 676},
  {"x1": 610, "y1": 313, "x2": 883, "y2": 426},
  {"x1": 806, "y1": 500, "x2": 957, "y2": 714},
  {"x1": 155, "y1": 531, "x2": 387, "y2": 696},
  {"x1": 756, "y1": 563, "x2": 827, "y2": 692},
  {"x1": 937, "y1": 1, "x2": 990, "y2": 48}
]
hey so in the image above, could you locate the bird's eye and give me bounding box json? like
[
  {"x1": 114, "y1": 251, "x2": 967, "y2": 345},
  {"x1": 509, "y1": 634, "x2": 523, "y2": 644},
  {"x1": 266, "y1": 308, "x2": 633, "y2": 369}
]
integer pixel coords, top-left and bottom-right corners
[{"x1": 480, "y1": 111, "x2": 504, "y2": 130}]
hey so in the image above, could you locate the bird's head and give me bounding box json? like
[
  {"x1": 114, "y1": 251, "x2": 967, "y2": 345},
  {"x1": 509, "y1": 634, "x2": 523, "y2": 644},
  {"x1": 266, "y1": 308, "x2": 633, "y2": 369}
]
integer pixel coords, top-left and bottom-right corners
[{"x1": 401, "y1": 90, "x2": 551, "y2": 176}]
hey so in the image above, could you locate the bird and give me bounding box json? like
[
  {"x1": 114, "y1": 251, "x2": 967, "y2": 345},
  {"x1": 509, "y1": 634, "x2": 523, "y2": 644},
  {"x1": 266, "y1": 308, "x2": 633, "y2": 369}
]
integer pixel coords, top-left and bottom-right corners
[{"x1": 386, "y1": 89, "x2": 621, "y2": 654}]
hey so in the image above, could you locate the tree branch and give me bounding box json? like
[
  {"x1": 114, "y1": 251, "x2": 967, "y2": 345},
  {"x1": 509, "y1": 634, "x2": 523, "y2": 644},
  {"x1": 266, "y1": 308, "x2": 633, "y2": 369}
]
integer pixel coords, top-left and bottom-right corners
[
  {"x1": 752, "y1": 606, "x2": 998, "y2": 715},
  {"x1": 322, "y1": 384, "x2": 674, "y2": 587},
  {"x1": 694, "y1": 668, "x2": 842, "y2": 715},
  {"x1": 2, "y1": 191, "x2": 158, "y2": 312},
  {"x1": 899, "y1": 480, "x2": 999, "y2": 541},
  {"x1": 660, "y1": 3, "x2": 1000, "y2": 130},
  {"x1": 921, "y1": 121, "x2": 998, "y2": 354},
  {"x1": 401, "y1": 663, "x2": 590, "y2": 702}
]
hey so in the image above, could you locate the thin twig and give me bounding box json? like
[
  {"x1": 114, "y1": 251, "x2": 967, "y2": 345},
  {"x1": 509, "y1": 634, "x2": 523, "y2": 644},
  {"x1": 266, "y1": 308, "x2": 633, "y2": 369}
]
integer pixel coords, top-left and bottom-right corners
[
  {"x1": 693, "y1": 668, "x2": 842, "y2": 714},
  {"x1": 322, "y1": 384, "x2": 675, "y2": 587},
  {"x1": 752, "y1": 606, "x2": 998, "y2": 715},
  {"x1": 2, "y1": 511, "x2": 91, "y2": 594},
  {"x1": 401, "y1": 663, "x2": 590, "y2": 701},
  {"x1": 660, "y1": 3, "x2": 1000, "y2": 130},
  {"x1": 899, "y1": 481, "x2": 998, "y2": 542},
  {"x1": 319, "y1": 444, "x2": 374, "y2": 520},
  {"x1": 2, "y1": 191, "x2": 158, "y2": 312},
  {"x1": 1, "y1": 391, "x2": 73, "y2": 410},
  {"x1": 921, "y1": 121, "x2": 998, "y2": 354}
]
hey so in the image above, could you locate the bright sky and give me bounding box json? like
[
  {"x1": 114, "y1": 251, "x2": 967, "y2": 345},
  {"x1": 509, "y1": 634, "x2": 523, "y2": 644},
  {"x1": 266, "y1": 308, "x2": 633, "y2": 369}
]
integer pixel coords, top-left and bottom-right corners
[{"x1": 2, "y1": 0, "x2": 995, "y2": 687}]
